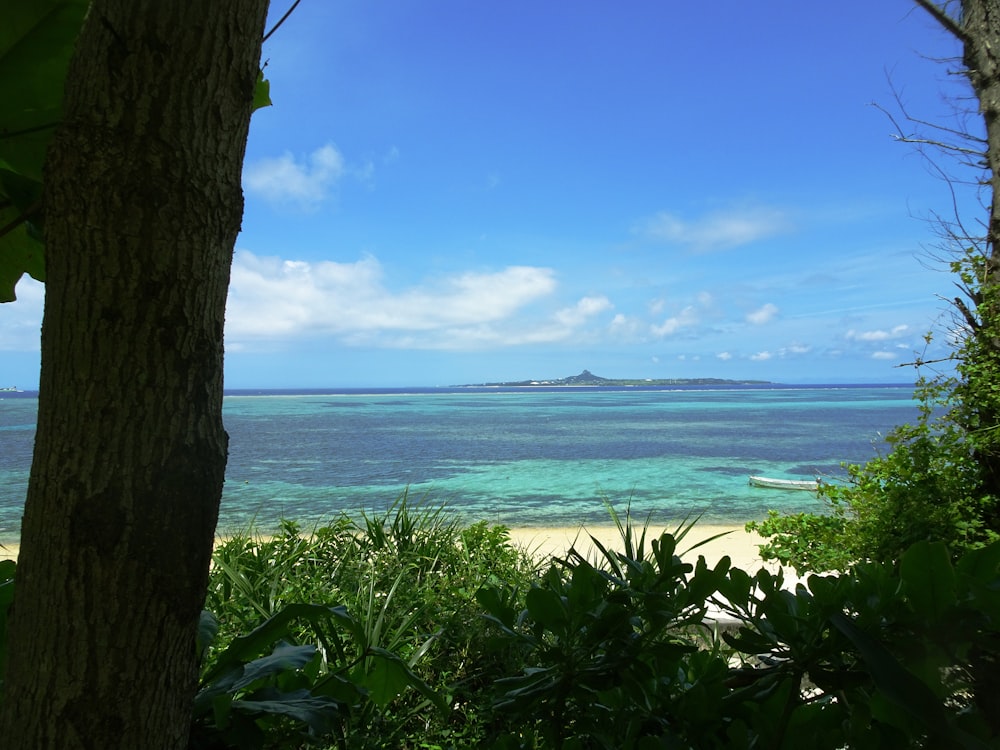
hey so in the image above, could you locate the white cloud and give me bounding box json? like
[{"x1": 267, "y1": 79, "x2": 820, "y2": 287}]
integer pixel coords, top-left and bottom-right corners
[
  {"x1": 846, "y1": 324, "x2": 910, "y2": 342},
  {"x1": 872, "y1": 351, "x2": 898, "y2": 360},
  {"x1": 751, "y1": 351, "x2": 773, "y2": 361},
  {"x1": 746, "y1": 303, "x2": 779, "y2": 325},
  {"x1": 226, "y1": 251, "x2": 559, "y2": 348},
  {"x1": 555, "y1": 296, "x2": 613, "y2": 327},
  {"x1": 0, "y1": 276, "x2": 44, "y2": 351},
  {"x1": 716, "y1": 351, "x2": 732, "y2": 361},
  {"x1": 781, "y1": 344, "x2": 811, "y2": 355},
  {"x1": 244, "y1": 143, "x2": 345, "y2": 207},
  {"x1": 651, "y1": 305, "x2": 698, "y2": 337},
  {"x1": 609, "y1": 313, "x2": 642, "y2": 337},
  {"x1": 638, "y1": 206, "x2": 790, "y2": 251}
]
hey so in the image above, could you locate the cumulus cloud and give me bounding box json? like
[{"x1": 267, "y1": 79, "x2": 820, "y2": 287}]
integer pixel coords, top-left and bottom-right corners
[
  {"x1": 554, "y1": 296, "x2": 613, "y2": 327},
  {"x1": 716, "y1": 351, "x2": 732, "y2": 361},
  {"x1": 226, "y1": 251, "x2": 560, "y2": 349},
  {"x1": 746, "y1": 303, "x2": 779, "y2": 325},
  {"x1": 651, "y1": 305, "x2": 698, "y2": 337},
  {"x1": 244, "y1": 143, "x2": 346, "y2": 207},
  {"x1": 751, "y1": 351, "x2": 773, "y2": 361},
  {"x1": 609, "y1": 313, "x2": 642, "y2": 337},
  {"x1": 638, "y1": 206, "x2": 790, "y2": 251},
  {"x1": 872, "y1": 351, "x2": 898, "y2": 360}
]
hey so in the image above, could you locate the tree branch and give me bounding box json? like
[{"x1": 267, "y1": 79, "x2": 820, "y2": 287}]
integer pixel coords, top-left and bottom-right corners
[
  {"x1": 263, "y1": 0, "x2": 302, "y2": 43},
  {"x1": 0, "y1": 200, "x2": 41, "y2": 241},
  {"x1": 913, "y1": 0, "x2": 971, "y2": 44}
]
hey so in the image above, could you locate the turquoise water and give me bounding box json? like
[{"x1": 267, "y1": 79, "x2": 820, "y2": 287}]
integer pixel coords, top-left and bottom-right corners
[{"x1": 0, "y1": 385, "x2": 917, "y2": 541}]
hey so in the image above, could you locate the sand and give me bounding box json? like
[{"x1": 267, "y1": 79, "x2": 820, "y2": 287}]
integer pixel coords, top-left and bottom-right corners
[
  {"x1": 0, "y1": 523, "x2": 795, "y2": 582},
  {"x1": 507, "y1": 524, "x2": 780, "y2": 573}
]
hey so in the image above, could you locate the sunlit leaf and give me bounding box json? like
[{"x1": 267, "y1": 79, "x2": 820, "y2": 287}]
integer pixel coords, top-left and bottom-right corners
[{"x1": 252, "y1": 70, "x2": 271, "y2": 111}]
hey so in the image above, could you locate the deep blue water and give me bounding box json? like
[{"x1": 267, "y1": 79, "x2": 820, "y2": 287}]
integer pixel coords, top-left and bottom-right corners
[{"x1": 0, "y1": 384, "x2": 917, "y2": 541}]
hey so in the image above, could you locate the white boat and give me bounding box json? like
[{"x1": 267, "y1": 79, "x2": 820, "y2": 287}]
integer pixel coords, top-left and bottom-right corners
[{"x1": 748, "y1": 475, "x2": 820, "y2": 491}]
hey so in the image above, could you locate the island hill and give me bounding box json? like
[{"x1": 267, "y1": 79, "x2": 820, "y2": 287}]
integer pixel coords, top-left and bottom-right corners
[{"x1": 457, "y1": 369, "x2": 773, "y2": 387}]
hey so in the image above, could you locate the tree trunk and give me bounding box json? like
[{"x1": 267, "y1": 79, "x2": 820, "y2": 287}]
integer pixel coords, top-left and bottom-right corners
[
  {"x1": 956, "y1": 1, "x2": 1000, "y2": 506},
  {"x1": 0, "y1": 2, "x2": 269, "y2": 748}
]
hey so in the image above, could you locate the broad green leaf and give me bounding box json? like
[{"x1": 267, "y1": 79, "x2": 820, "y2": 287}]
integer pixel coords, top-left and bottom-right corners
[
  {"x1": 829, "y1": 611, "x2": 987, "y2": 748},
  {"x1": 0, "y1": 209, "x2": 44, "y2": 301},
  {"x1": 196, "y1": 610, "x2": 219, "y2": 663},
  {"x1": 362, "y1": 653, "x2": 410, "y2": 706},
  {"x1": 232, "y1": 689, "x2": 340, "y2": 733},
  {"x1": 0, "y1": 1, "x2": 271, "y2": 303},
  {"x1": 0, "y1": 0, "x2": 89, "y2": 179},
  {"x1": 0, "y1": 0, "x2": 87, "y2": 301},
  {"x1": 201, "y1": 602, "x2": 353, "y2": 686},
  {"x1": 899, "y1": 540, "x2": 956, "y2": 622},
  {"x1": 956, "y1": 540, "x2": 1000, "y2": 583},
  {"x1": 230, "y1": 643, "x2": 316, "y2": 692},
  {"x1": 525, "y1": 587, "x2": 568, "y2": 630},
  {"x1": 359, "y1": 648, "x2": 447, "y2": 711}
]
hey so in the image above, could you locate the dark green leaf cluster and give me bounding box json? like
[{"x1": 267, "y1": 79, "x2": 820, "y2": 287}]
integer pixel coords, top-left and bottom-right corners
[
  {"x1": 185, "y1": 504, "x2": 1000, "y2": 748},
  {"x1": 0, "y1": 0, "x2": 88, "y2": 300},
  {"x1": 199, "y1": 492, "x2": 540, "y2": 748},
  {"x1": 0, "y1": 0, "x2": 271, "y2": 302}
]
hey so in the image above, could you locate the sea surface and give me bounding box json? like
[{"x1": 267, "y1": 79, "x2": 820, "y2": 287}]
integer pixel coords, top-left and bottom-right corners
[{"x1": 0, "y1": 384, "x2": 918, "y2": 542}]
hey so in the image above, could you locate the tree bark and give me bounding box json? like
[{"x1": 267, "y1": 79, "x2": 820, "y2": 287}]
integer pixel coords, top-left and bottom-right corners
[
  {"x1": 0, "y1": 2, "x2": 269, "y2": 748},
  {"x1": 916, "y1": 1, "x2": 1000, "y2": 734}
]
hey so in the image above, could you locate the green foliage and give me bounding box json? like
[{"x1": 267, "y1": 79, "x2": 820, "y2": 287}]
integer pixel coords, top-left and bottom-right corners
[
  {"x1": 204, "y1": 493, "x2": 539, "y2": 748},
  {"x1": 5, "y1": 505, "x2": 1000, "y2": 746},
  {"x1": 478, "y1": 518, "x2": 737, "y2": 748},
  {"x1": 479, "y1": 520, "x2": 1000, "y2": 749},
  {"x1": 191, "y1": 605, "x2": 350, "y2": 750},
  {"x1": 751, "y1": 375, "x2": 1000, "y2": 574},
  {"x1": 746, "y1": 511, "x2": 850, "y2": 575},
  {"x1": 0, "y1": 0, "x2": 88, "y2": 299},
  {"x1": 749, "y1": 248, "x2": 1000, "y2": 574},
  {"x1": 0, "y1": 0, "x2": 272, "y2": 302}
]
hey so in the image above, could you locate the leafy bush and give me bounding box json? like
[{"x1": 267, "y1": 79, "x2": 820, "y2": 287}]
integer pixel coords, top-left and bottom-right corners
[
  {"x1": 4, "y1": 505, "x2": 1000, "y2": 746},
  {"x1": 202, "y1": 492, "x2": 539, "y2": 747},
  {"x1": 749, "y1": 372, "x2": 1000, "y2": 574},
  {"x1": 477, "y1": 521, "x2": 1000, "y2": 749}
]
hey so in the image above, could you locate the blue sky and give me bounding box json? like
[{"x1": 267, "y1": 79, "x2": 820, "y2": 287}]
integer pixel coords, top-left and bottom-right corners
[{"x1": 0, "y1": 1, "x2": 983, "y2": 387}]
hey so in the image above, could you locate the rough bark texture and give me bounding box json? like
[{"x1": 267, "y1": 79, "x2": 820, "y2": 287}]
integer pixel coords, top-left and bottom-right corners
[
  {"x1": 917, "y1": 0, "x2": 1000, "y2": 734},
  {"x1": 960, "y1": 2, "x2": 1000, "y2": 728},
  {"x1": 0, "y1": 1, "x2": 269, "y2": 748},
  {"x1": 960, "y1": 1, "x2": 1000, "y2": 503}
]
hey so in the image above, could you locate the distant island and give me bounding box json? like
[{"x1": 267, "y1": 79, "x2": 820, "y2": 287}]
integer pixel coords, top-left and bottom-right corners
[{"x1": 455, "y1": 369, "x2": 773, "y2": 387}]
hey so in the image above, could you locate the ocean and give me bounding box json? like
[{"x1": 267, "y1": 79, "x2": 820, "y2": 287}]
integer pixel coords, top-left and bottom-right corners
[{"x1": 0, "y1": 384, "x2": 918, "y2": 543}]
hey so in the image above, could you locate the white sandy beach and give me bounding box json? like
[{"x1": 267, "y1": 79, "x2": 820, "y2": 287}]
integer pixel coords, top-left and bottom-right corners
[
  {"x1": 0, "y1": 523, "x2": 793, "y2": 582},
  {"x1": 507, "y1": 524, "x2": 782, "y2": 573}
]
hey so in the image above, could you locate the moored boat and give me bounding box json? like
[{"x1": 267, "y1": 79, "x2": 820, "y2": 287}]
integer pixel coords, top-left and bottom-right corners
[{"x1": 748, "y1": 475, "x2": 820, "y2": 491}]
